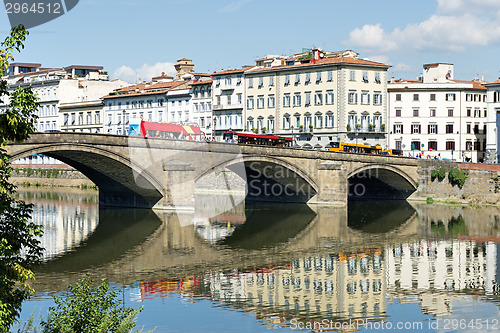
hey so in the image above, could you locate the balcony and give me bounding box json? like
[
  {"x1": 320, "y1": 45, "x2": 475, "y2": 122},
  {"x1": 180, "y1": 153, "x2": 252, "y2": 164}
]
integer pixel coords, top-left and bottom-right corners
[{"x1": 212, "y1": 103, "x2": 243, "y2": 111}]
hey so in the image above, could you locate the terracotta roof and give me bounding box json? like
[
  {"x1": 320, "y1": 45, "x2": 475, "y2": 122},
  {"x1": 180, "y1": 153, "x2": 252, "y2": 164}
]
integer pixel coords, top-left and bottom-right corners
[
  {"x1": 190, "y1": 79, "x2": 213, "y2": 85},
  {"x1": 7, "y1": 68, "x2": 64, "y2": 78},
  {"x1": 115, "y1": 83, "x2": 146, "y2": 93},
  {"x1": 102, "y1": 89, "x2": 169, "y2": 100},
  {"x1": 451, "y1": 80, "x2": 486, "y2": 90},
  {"x1": 485, "y1": 79, "x2": 500, "y2": 85},
  {"x1": 144, "y1": 80, "x2": 186, "y2": 90},
  {"x1": 246, "y1": 56, "x2": 390, "y2": 73},
  {"x1": 211, "y1": 68, "x2": 249, "y2": 76},
  {"x1": 177, "y1": 58, "x2": 192, "y2": 62},
  {"x1": 191, "y1": 72, "x2": 211, "y2": 77}
]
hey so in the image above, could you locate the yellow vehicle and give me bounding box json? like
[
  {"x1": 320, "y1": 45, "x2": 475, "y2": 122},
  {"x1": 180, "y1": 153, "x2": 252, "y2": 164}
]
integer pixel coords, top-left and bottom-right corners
[
  {"x1": 381, "y1": 149, "x2": 403, "y2": 156},
  {"x1": 329, "y1": 142, "x2": 383, "y2": 154}
]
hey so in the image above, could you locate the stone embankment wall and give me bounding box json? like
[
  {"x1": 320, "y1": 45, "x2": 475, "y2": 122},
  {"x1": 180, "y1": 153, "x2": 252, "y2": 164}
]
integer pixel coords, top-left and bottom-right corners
[
  {"x1": 10, "y1": 168, "x2": 95, "y2": 188},
  {"x1": 414, "y1": 161, "x2": 500, "y2": 205}
]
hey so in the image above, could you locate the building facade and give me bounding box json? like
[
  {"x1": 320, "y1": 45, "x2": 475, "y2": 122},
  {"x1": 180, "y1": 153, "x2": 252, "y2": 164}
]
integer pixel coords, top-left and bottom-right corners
[
  {"x1": 190, "y1": 80, "x2": 213, "y2": 139},
  {"x1": 244, "y1": 49, "x2": 390, "y2": 148},
  {"x1": 211, "y1": 69, "x2": 248, "y2": 140},
  {"x1": 485, "y1": 80, "x2": 500, "y2": 163},
  {"x1": 388, "y1": 63, "x2": 487, "y2": 162}
]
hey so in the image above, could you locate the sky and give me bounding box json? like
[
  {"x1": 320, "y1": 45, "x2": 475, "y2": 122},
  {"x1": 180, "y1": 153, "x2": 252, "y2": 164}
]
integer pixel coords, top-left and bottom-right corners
[{"x1": 2, "y1": 0, "x2": 500, "y2": 84}]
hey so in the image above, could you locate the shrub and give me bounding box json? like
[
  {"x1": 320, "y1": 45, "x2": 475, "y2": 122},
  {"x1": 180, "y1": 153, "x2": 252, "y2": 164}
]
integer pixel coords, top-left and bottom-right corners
[
  {"x1": 41, "y1": 276, "x2": 143, "y2": 333},
  {"x1": 426, "y1": 197, "x2": 434, "y2": 204},
  {"x1": 431, "y1": 169, "x2": 438, "y2": 181},
  {"x1": 437, "y1": 167, "x2": 446, "y2": 181},
  {"x1": 448, "y1": 168, "x2": 468, "y2": 189}
]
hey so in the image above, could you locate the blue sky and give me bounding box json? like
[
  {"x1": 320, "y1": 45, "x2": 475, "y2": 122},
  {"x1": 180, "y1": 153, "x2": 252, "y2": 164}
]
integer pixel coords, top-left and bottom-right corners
[{"x1": 2, "y1": 0, "x2": 500, "y2": 83}]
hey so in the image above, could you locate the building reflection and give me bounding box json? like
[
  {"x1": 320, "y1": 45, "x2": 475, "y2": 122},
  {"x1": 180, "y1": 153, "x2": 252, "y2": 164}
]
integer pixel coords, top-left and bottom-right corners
[{"x1": 18, "y1": 188, "x2": 99, "y2": 260}]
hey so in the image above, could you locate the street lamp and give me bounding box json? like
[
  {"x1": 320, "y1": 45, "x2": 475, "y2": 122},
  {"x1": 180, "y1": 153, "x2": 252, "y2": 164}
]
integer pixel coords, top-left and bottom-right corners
[{"x1": 122, "y1": 110, "x2": 126, "y2": 135}]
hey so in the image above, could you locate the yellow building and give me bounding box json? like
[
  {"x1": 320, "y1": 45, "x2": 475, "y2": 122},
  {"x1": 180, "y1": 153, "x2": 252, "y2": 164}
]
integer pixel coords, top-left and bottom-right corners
[{"x1": 245, "y1": 49, "x2": 390, "y2": 149}]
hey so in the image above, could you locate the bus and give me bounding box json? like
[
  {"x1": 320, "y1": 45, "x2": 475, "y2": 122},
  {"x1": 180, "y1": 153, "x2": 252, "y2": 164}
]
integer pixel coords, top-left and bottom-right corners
[
  {"x1": 128, "y1": 118, "x2": 204, "y2": 141},
  {"x1": 223, "y1": 132, "x2": 293, "y2": 147},
  {"x1": 381, "y1": 149, "x2": 403, "y2": 156},
  {"x1": 329, "y1": 142, "x2": 383, "y2": 154}
]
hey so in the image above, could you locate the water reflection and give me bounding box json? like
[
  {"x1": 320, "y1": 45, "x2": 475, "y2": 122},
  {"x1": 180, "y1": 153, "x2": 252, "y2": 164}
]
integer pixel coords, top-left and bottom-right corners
[{"x1": 18, "y1": 190, "x2": 500, "y2": 332}]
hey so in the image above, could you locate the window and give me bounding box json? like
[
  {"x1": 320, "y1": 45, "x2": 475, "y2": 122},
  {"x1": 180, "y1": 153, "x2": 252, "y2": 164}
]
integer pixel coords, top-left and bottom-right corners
[
  {"x1": 413, "y1": 94, "x2": 419, "y2": 101},
  {"x1": 361, "y1": 92, "x2": 370, "y2": 105},
  {"x1": 375, "y1": 72, "x2": 381, "y2": 83},
  {"x1": 63, "y1": 114, "x2": 69, "y2": 126},
  {"x1": 430, "y1": 94, "x2": 436, "y2": 101},
  {"x1": 295, "y1": 73, "x2": 300, "y2": 84},
  {"x1": 326, "y1": 114, "x2": 334, "y2": 127},
  {"x1": 315, "y1": 114, "x2": 323, "y2": 128},
  {"x1": 247, "y1": 97, "x2": 254, "y2": 109},
  {"x1": 316, "y1": 71, "x2": 322, "y2": 83},
  {"x1": 395, "y1": 140, "x2": 402, "y2": 150},
  {"x1": 78, "y1": 113, "x2": 83, "y2": 125},
  {"x1": 269, "y1": 76, "x2": 274, "y2": 86},
  {"x1": 314, "y1": 91, "x2": 323, "y2": 105},
  {"x1": 227, "y1": 95, "x2": 231, "y2": 105},
  {"x1": 327, "y1": 70, "x2": 333, "y2": 82},
  {"x1": 411, "y1": 124, "x2": 421, "y2": 134},
  {"x1": 305, "y1": 92, "x2": 311, "y2": 106},
  {"x1": 373, "y1": 93, "x2": 382, "y2": 105},
  {"x1": 348, "y1": 91, "x2": 357, "y2": 104},
  {"x1": 350, "y1": 70, "x2": 355, "y2": 81},
  {"x1": 474, "y1": 109, "x2": 481, "y2": 117},
  {"x1": 394, "y1": 124, "x2": 403, "y2": 134},
  {"x1": 448, "y1": 109, "x2": 454, "y2": 117},
  {"x1": 237, "y1": 94, "x2": 242, "y2": 105},
  {"x1": 305, "y1": 72, "x2": 311, "y2": 84},
  {"x1": 248, "y1": 77, "x2": 253, "y2": 88},
  {"x1": 413, "y1": 109, "x2": 419, "y2": 117},
  {"x1": 283, "y1": 116, "x2": 290, "y2": 130},
  {"x1": 284, "y1": 74, "x2": 290, "y2": 85},
  {"x1": 429, "y1": 124, "x2": 437, "y2": 134},
  {"x1": 268, "y1": 95, "x2": 275, "y2": 108},
  {"x1": 86, "y1": 112, "x2": 92, "y2": 124},
  {"x1": 237, "y1": 75, "x2": 242, "y2": 85},
  {"x1": 396, "y1": 94, "x2": 401, "y2": 101},
  {"x1": 326, "y1": 91, "x2": 334, "y2": 104},
  {"x1": 446, "y1": 93, "x2": 456, "y2": 101},
  {"x1": 446, "y1": 141, "x2": 455, "y2": 150},
  {"x1": 293, "y1": 93, "x2": 301, "y2": 106},
  {"x1": 411, "y1": 141, "x2": 421, "y2": 150},
  {"x1": 225, "y1": 77, "x2": 232, "y2": 86},
  {"x1": 216, "y1": 78, "x2": 220, "y2": 87},
  {"x1": 283, "y1": 94, "x2": 291, "y2": 107},
  {"x1": 446, "y1": 124, "x2": 454, "y2": 133},
  {"x1": 258, "y1": 77, "x2": 263, "y2": 87},
  {"x1": 362, "y1": 71, "x2": 368, "y2": 82},
  {"x1": 216, "y1": 96, "x2": 221, "y2": 105},
  {"x1": 466, "y1": 141, "x2": 472, "y2": 151},
  {"x1": 428, "y1": 141, "x2": 438, "y2": 150},
  {"x1": 395, "y1": 109, "x2": 401, "y2": 117},
  {"x1": 430, "y1": 109, "x2": 436, "y2": 117}
]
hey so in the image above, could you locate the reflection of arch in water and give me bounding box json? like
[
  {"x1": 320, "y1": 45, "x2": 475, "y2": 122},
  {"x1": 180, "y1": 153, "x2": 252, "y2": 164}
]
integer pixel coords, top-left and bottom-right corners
[
  {"x1": 347, "y1": 200, "x2": 417, "y2": 234},
  {"x1": 217, "y1": 203, "x2": 317, "y2": 250},
  {"x1": 35, "y1": 209, "x2": 162, "y2": 274}
]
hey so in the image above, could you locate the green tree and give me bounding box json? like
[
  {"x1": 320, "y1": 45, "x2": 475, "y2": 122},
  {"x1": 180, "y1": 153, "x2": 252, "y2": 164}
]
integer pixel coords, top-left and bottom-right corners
[
  {"x1": 41, "y1": 276, "x2": 143, "y2": 333},
  {"x1": 0, "y1": 25, "x2": 42, "y2": 331}
]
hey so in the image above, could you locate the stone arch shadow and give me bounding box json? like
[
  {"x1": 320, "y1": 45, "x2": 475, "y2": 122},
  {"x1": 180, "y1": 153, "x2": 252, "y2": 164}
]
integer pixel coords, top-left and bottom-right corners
[
  {"x1": 347, "y1": 164, "x2": 417, "y2": 200},
  {"x1": 196, "y1": 155, "x2": 319, "y2": 203},
  {"x1": 10, "y1": 144, "x2": 164, "y2": 208}
]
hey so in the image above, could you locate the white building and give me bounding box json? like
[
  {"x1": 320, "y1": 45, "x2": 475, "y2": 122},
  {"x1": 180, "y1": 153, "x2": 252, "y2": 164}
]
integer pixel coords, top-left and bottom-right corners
[
  {"x1": 211, "y1": 68, "x2": 249, "y2": 140},
  {"x1": 485, "y1": 79, "x2": 500, "y2": 163},
  {"x1": 190, "y1": 79, "x2": 213, "y2": 139},
  {"x1": 1, "y1": 63, "x2": 129, "y2": 164},
  {"x1": 388, "y1": 63, "x2": 487, "y2": 162}
]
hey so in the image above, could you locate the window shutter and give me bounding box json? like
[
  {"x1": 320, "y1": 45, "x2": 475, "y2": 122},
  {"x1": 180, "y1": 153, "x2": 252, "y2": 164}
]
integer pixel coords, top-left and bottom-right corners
[
  {"x1": 419, "y1": 125, "x2": 421, "y2": 134},
  {"x1": 435, "y1": 125, "x2": 438, "y2": 134},
  {"x1": 428, "y1": 125, "x2": 430, "y2": 134},
  {"x1": 401, "y1": 125, "x2": 404, "y2": 133}
]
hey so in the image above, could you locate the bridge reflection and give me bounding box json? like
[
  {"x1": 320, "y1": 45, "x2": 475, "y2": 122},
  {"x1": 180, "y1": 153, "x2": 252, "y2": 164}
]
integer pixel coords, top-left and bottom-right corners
[{"x1": 24, "y1": 191, "x2": 500, "y2": 327}]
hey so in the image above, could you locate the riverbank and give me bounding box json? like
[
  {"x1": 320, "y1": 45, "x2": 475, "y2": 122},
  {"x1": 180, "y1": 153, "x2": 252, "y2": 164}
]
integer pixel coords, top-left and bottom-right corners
[{"x1": 11, "y1": 168, "x2": 95, "y2": 189}]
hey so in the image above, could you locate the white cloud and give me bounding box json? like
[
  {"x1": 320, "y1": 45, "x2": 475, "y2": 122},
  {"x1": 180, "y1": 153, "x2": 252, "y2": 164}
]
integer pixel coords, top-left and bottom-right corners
[
  {"x1": 112, "y1": 62, "x2": 176, "y2": 83},
  {"x1": 346, "y1": 0, "x2": 500, "y2": 54},
  {"x1": 394, "y1": 63, "x2": 413, "y2": 73},
  {"x1": 218, "y1": 0, "x2": 252, "y2": 13}
]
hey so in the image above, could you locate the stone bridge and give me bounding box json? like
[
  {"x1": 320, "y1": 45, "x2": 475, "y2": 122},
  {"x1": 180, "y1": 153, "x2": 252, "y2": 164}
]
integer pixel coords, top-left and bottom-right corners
[{"x1": 7, "y1": 133, "x2": 428, "y2": 209}]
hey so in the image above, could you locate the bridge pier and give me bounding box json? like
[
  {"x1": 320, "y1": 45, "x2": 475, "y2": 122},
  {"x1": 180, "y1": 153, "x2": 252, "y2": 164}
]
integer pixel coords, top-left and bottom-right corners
[
  {"x1": 308, "y1": 161, "x2": 348, "y2": 206},
  {"x1": 156, "y1": 160, "x2": 196, "y2": 211}
]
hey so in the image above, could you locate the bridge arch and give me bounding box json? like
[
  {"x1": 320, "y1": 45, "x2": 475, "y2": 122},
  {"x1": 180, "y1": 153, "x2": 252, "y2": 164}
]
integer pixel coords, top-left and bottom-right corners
[
  {"x1": 347, "y1": 164, "x2": 417, "y2": 200},
  {"x1": 9, "y1": 143, "x2": 164, "y2": 208},
  {"x1": 196, "y1": 155, "x2": 319, "y2": 203}
]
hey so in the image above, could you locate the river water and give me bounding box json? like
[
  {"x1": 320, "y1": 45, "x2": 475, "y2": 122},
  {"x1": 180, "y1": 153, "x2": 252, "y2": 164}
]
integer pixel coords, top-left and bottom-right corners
[{"x1": 12, "y1": 188, "x2": 500, "y2": 332}]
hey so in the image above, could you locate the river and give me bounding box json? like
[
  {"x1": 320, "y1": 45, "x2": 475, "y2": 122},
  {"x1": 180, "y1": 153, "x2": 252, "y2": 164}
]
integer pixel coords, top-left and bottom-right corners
[{"x1": 12, "y1": 188, "x2": 500, "y2": 332}]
